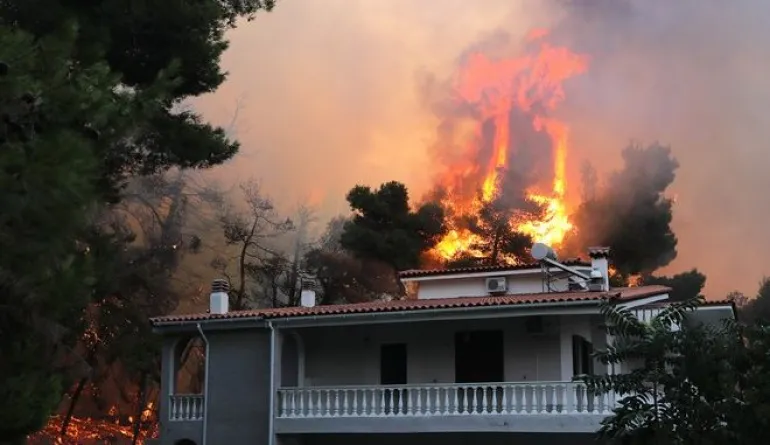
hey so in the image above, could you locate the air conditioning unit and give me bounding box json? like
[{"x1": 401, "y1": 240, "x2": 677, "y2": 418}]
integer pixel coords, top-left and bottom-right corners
[
  {"x1": 524, "y1": 316, "x2": 545, "y2": 335},
  {"x1": 485, "y1": 277, "x2": 507, "y2": 294}
]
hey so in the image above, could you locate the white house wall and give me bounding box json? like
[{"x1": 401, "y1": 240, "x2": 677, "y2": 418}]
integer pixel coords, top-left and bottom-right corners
[
  {"x1": 295, "y1": 316, "x2": 601, "y2": 388},
  {"x1": 415, "y1": 275, "x2": 574, "y2": 299}
]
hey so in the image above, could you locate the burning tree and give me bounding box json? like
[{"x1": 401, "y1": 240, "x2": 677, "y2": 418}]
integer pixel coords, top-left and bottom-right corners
[
  {"x1": 416, "y1": 28, "x2": 691, "y2": 289},
  {"x1": 35, "y1": 171, "x2": 222, "y2": 444},
  {"x1": 422, "y1": 29, "x2": 588, "y2": 265},
  {"x1": 443, "y1": 197, "x2": 534, "y2": 268}
]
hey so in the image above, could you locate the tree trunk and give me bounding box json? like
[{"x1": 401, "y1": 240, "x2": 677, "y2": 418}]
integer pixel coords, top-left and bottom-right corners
[
  {"x1": 394, "y1": 268, "x2": 406, "y2": 297},
  {"x1": 60, "y1": 376, "x2": 89, "y2": 438},
  {"x1": 490, "y1": 226, "x2": 502, "y2": 265},
  {"x1": 131, "y1": 373, "x2": 149, "y2": 445}
]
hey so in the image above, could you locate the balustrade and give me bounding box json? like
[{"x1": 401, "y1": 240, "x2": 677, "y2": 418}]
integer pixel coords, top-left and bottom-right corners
[
  {"x1": 169, "y1": 394, "x2": 205, "y2": 421},
  {"x1": 276, "y1": 382, "x2": 618, "y2": 419}
]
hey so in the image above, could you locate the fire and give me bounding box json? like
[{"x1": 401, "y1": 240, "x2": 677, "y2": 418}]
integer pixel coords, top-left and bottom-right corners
[
  {"x1": 28, "y1": 403, "x2": 158, "y2": 445},
  {"x1": 430, "y1": 29, "x2": 588, "y2": 263}
]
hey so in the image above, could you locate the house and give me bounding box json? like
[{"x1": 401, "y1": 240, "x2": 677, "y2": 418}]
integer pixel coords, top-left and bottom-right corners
[{"x1": 148, "y1": 245, "x2": 735, "y2": 445}]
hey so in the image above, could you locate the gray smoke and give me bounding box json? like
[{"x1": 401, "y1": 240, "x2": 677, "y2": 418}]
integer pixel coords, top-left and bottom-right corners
[{"x1": 545, "y1": 0, "x2": 770, "y2": 297}]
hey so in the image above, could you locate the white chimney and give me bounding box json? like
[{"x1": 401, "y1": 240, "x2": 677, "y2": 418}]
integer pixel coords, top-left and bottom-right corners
[
  {"x1": 300, "y1": 289, "x2": 316, "y2": 308},
  {"x1": 588, "y1": 247, "x2": 611, "y2": 292},
  {"x1": 210, "y1": 279, "x2": 230, "y2": 314}
]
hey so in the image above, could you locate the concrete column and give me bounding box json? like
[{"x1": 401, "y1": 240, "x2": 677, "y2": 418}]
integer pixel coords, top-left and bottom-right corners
[
  {"x1": 291, "y1": 331, "x2": 306, "y2": 387},
  {"x1": 559, "y1": 316, "x2": 574, "y2": 381}
]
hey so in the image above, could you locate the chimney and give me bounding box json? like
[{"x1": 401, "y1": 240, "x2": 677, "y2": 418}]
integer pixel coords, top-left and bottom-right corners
[
  {"x1": 588, "y1": 247, "x2": 611, "y2": 292},
  {"x1": 300, "y1": 289, "x2": 316, "y2": 308},
  {"x1": 210, "y1": 279, "x2": 229, "y2": 315}
]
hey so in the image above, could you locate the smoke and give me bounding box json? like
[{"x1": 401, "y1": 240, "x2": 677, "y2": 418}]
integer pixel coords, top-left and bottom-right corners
[
  {"x1": 568, "y1": 142, "x2": 679, "y2": 276},
  {"x1": 191, "y1": 0, "x2": 770, "y2": 298},
  {"x1": 548, "y1": 0, "x2": 770, "y2": 297}
]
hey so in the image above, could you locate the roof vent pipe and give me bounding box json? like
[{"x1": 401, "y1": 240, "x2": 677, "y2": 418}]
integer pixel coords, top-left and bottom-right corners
[{"x1": 210, "y1": 279, "x2": 230, "y2": 314}]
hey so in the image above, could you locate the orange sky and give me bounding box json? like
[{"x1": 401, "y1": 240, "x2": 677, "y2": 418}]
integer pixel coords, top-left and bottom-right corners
[{"x1": 192, "y1": 0, "x2": 770, "y2": 299}]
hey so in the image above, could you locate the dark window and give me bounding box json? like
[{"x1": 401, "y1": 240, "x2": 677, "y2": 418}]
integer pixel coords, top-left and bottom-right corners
[
  {"x1": 380, "y1": 343, "x2": 407, "y2": 385},
  {"x1": 454, "y1": 330, "x2": 504, "y2": 383},
  {"x1": 572, "y1": 335, "x2": 593, "y2": 376}
]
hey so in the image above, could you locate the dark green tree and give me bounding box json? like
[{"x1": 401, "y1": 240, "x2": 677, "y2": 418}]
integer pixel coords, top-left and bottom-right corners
[
  {"x1": 571, "y1": 142, "x2": 679, "y2": 278},
  {"x1": 582, "y1": 297, "x2": 770, "y2": 445},
  {"x1": 0, "y1": 24, "x2": 148, "y2": 443},
  {"x1": 639, "y1": 269, "x2": 707, "y2": 302},
  {"x1": 0, "y1": 0, "x2": 276, "y2": 199},
  {"x1": 738, "y1": 277, "x2": 770, "y2": 323},
  {"x1": 340, "y1": 181, "x2": 447, "y2": 274}
]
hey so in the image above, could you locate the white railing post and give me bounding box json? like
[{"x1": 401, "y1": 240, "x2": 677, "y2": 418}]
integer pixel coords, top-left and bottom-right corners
[{"x1": 500, "y1": 385, "x2": 508, "y2": 414}]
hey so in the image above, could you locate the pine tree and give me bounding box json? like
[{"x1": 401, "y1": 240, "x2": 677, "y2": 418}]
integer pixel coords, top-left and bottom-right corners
[{"x1": 0, "y1": 24, "x2": 159, "y2": 442}]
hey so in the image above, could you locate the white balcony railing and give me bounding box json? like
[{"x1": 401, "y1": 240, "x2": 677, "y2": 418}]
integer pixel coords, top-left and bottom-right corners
[
  {"x1": 276, "y1": 382, "x2": 618, "y2": 419},
  {"x1": 633, "y1": 308, "x2": 662, "y2": 323},
  {"x1": 169, "y1": 394, "x2": 205, "y2": 421}
]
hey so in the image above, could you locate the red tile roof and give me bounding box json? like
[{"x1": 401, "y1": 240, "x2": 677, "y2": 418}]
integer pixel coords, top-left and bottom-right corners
[
  {"x1": 150, "y1": 285, "x2": 670, "y2": 326},
  {"x1": 399, "y1": 260, "x2": 590, "y2": 279},
  {"x1": 645, "y1": 298, "x2": 734, "y2": 308}
]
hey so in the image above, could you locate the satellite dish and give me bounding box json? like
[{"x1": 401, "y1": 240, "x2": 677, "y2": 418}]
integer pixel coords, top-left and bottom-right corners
[{"x1": 531, "y1": 243, "x2": 557, "y2": 261}]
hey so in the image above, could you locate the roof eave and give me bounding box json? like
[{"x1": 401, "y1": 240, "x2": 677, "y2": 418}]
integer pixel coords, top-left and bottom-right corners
[
  {"x1": 151, "y1": 294, "x2": 645, "y2": 331},
  {"x1": 401, "y1": 266, "x2": 593, "y2": 282},
  {"x1": 151, "y1": 314, "x2": 270, "y2": 332}
]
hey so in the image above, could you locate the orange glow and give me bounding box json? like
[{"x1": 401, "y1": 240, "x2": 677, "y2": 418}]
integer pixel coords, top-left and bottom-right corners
[
  {"x1": 431, "y1": 30, "x2": 587, "y2": 262},
  {"x1": 29, "y1": 403, "x2": 157, "y2": 445}
]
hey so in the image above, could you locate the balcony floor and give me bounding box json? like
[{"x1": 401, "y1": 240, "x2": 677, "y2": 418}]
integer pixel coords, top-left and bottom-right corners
[
  {"x1": 279, "y1": 432, "x2": 597, "y2": 445},
  {"x1": 276, "y1": 412, "x2": 606, "y2": 434}
]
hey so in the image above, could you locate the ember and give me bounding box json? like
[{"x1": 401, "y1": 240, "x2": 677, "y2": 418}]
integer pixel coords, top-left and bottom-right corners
[
  {"x1": 28, "y1": 404, "x2": 158, "y2": 445},
  {"x1": 430, "y1": 29, "x2": 588, "y2": 262}
]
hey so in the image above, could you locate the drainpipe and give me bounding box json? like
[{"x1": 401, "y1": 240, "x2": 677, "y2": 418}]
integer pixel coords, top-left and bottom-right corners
[
  {"x1": 268, "y1": 320, "x2": 277, "y2": 445},
  {"x1": 196, "y1": 323, "x2": 210, "y2": 445}
]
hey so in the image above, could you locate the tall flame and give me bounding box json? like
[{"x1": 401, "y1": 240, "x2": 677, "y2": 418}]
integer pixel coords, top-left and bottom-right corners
[{"x1": 432, "y1": 30, "x2": 588, "y2": 262}]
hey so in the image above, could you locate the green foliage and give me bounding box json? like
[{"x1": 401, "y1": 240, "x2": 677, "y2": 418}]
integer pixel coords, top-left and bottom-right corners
[
  {"x1": 739, "y1": 277, "x2": 770, "y2": 323},
  {"x1": 341, "y1": 181, "x2": 447, "y2": 272},
  {"x1": 640, "y1": 269, "x2": 707, "y2": 302},
  {"x1": 0, "y1": 25, "x2": 113, "y2": 441},
  {"x1": 0, "y1": 0, "x2": 272, "y2": 434},
  {"x1": 573, "y1": 142, "x2": 678, "y2": 276},
  {"x1": 0, "y1": 0, "x2": 278, "y2": 197},
  {"x1": 583, "y1": 296, "x2": 770, "y2": 444}
]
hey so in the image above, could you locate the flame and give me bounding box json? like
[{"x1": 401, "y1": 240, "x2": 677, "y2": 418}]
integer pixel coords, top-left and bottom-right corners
[
  {"x1": 29, "y1": 403, "x2": 158, "y2": 445},
  {"x1": 431, "y1": 30, "x2": 587, "y2": 262}
]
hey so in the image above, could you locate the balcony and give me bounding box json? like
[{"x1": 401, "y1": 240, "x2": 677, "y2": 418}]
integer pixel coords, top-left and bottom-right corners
[
  {"x1": 275, "y1": 382, "x2": 618, "y2": 434},
  {"x1": 169, "y1": 394, "x2": 205, "y2": 421}
]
